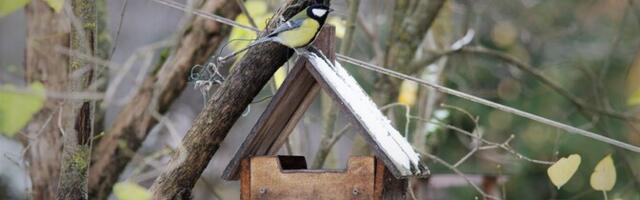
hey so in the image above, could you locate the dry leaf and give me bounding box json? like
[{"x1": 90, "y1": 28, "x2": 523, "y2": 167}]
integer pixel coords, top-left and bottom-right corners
[
  {"x1": 590, "y1": 154, "x2": 616, "y2": 191},
  {"x1": 113, "y1": 182, "x2": 151, "y2": 200},
  {"x1": 397, "y1": 80, "x2": 418, "y2": 106},
  {"x1": 547, "y1": 154, "x2": 581, "y2": 189}
]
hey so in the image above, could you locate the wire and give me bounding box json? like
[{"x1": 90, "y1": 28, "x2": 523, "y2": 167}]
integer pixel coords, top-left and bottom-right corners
[
  {"x1": 150, "y1": 0, "x2": 640, "y2": 153},
  {"x1": 336, "y1": 54, "x2": 640, "y2": 153}
]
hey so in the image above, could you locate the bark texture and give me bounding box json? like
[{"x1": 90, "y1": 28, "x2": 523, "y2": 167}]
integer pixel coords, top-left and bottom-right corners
[
  {"x1": 149, "y1": 0, "x2": 321, "y2": 199},
  {"x1": 23, "y1": 1, "x2": 70, "y2": 199},
  {"x1": 57, "y1": 0, "x2": 97, "y2": 199},
  {"x1": 88, "y1": 1, "x2": 240, "y2": 199}
]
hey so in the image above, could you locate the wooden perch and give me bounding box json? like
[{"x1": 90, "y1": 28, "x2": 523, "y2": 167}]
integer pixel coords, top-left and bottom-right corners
[
  {"x1": 88, "y1": 1, "x2": 240, "y2": 199},
  {"x1": 149, "y1": 1, "x2": 319, "y2": 199}
]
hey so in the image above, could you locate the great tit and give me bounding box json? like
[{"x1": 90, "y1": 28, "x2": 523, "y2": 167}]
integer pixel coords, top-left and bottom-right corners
[{"x1": 220, "y1": 4, "x2": 332, "y2": 61}]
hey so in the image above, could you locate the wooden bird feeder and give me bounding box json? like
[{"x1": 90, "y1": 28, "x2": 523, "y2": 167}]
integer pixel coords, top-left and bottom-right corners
[{"x1": 222, "y1": 26, "x2": 429, "y2": 199}]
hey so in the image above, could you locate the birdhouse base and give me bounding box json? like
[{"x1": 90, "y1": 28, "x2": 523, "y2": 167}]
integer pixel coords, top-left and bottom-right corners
[{"x1": 240, "y1": 156, "x2": 407, "y2": 200}]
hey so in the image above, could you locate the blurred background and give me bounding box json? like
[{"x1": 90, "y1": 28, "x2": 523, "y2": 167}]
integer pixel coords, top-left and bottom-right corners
[{"x1": 1, "y1": 0, "x2": 640, "y2": 199}]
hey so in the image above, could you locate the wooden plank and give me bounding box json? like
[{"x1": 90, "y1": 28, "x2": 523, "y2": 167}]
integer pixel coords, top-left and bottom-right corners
[
  {"x1": 222, "y1": 26, "x2": 336, "y2": 180},
  {"x1": 302, "y1": 50, "x2": 429, "y2": 178},
  {"x1": 241, "y1": 159, "x2": 251, "y2": 200},
  {"x1": 276, "y1": 156, "x2": 308, "y2": 170},
  {"x1": 249, "y1": 156, "x2": 375, "y2": 199},
  {"x1": 377, "y1": 158, "x2": 408, "y2": 200}
]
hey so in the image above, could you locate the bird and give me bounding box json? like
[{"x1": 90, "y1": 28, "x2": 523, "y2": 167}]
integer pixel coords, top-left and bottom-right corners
[{"x1": 219, "y1": 4, "x2": 333, "y2": 62}]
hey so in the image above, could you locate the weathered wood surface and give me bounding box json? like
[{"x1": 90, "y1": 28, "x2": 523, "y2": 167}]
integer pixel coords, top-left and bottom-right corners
[
  {"x1": 149, "y1": 1, "x2": 321, "y2": 199},
  {"x1": 223, "y1": 27, "x2": 335, "y2": 180},
  {"x1": 245, "y1": 156, "x2": 375, "y2": 200},
  {"x1": 375, "y1": 158, "x2": 407, "y2": 200},
  {"x1": 303, "y1": 52, "x2": 428, "y2": 178}
]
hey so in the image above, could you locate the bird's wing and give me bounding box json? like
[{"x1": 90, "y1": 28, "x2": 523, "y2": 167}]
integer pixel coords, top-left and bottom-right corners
[{"x1": 266, "y1": 17, "x2": 305, "y2": 38}]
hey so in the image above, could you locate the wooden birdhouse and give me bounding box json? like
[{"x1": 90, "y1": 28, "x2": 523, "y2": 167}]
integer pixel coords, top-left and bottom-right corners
[{"x1": 222, "y1": 27, "x2": 429, "y2": 199}]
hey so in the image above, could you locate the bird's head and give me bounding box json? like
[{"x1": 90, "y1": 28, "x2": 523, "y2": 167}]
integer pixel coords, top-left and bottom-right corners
[{"x1": 307, "y1": 4, "x2": 332, "y2": 22}]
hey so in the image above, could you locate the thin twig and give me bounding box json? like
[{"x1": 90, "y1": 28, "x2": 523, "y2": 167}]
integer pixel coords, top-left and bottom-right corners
[
  {"x1": 336, "y1": 54, "x2": 640, "y2": 153},
  {"x1": 235, "y1": 0, "x2": 258, "y2": 28},
  {"x1": 152, "y1": 0, "x2": 258, "y2": 32},
  {"x1": 420, "y1": 151, "x2": 500, "y2": 200},
  {"x1": 110, "y1": 0, "x2": 128, "y2": 57},
  {"x1": 149, "y1": 0, "x2": 640, "y2": 155},
  {"x1": 412, "y1": 47, "x2": 640, "y2": 122}
]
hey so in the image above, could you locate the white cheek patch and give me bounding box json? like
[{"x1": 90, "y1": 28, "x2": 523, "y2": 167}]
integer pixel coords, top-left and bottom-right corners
[{"x1": 312, "y1": 8, "x2": 327, "y2": 17}]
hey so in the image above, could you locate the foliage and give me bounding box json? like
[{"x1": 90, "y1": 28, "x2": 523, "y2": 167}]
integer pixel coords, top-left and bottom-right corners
[
  {"x1": 0, "y1": 82, "x2": 46, "y2": 137},
  {"x1": 547, "y1": 154, "x2": 581, "y2": 189},
  {"x1": 43, "y1": 0, "x2": 64, "y2": 12},
  {"x1": 590, "y1": 154, "x2": 616, "y2": 192},
  {"x1": 113, "y1": 182, "x2": 151, "y2": 200},
  {"x1": 0, "y1": 0, "x2": 31, "y2": 17}
]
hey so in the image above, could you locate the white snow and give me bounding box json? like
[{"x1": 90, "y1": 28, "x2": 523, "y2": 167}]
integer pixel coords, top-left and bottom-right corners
[{"x1": 306, "y1": 53, "x2": 426, "y2": 177}]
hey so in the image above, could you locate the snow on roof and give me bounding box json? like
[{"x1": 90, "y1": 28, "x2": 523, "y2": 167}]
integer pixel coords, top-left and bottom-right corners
[{"x1": 306, "y1": 53, "x2": 428, "y2": 177}]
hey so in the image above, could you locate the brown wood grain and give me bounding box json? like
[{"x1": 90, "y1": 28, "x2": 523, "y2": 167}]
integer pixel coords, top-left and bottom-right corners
[
  {"x1": 377, "y1": 158, "x2": 408, "y2": 200},
  {"x1": 241, "y1": 159, "x2": 251, "y2": 200},
  {"x1": 248, "y1": 156, "x2": 375, "y2": 200},
  {"x1": 223, "y1": 26, "x2": 336, "y2": 180}
]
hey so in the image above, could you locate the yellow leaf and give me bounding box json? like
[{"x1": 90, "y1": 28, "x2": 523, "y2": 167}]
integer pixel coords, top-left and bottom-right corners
[
  {"x1": 547, "y1": 154, "x2": 581, "y2": 189},
  {"x1": 397, "y1": 80, "x2": 418, "y2": 106},
  {"x1": 491, "y1": 20, "x2": 518, "y2": 48},
  {"x1": 327, "y1": 17, "x2": 346, "y2": 38},
  {"x1": 44, "y1": 0, "x2": 64, "y2": 13},
  {"x1": 229, "y1": 0, "x2": 271, "y2": 52},
  {"x1": 0, "y1": 82, "x2": 46, "y2": 137},
  {"x1": 113, "y1": 182, "x2": 151, "y2": 200},
  {"x1": 0, "y1": 0, "x2": 31, "y2": 17},
  {"x1": 627, "y1": 89, "x2": 640, "y2": 106},
  {"x1": 590, "y1": 154, "x2": 616, "y2": 191},
  {"x1": 273, "y1": 67, "x2": 287, "y2": 89}
]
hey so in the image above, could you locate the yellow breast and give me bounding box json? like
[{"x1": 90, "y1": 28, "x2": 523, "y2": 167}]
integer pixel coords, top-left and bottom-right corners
[{"x1": 276, "y1": 19, "x2": 320, "y2": 48}]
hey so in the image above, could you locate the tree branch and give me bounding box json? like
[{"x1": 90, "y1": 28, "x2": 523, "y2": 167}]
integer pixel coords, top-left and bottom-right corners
[
  {"x1": 149, "y1": 1, "x2": 319, "y2": 199},
  {"x1": 87, "y1": 1, "x2": 240, "y2": 199},
  {"x1": 410, "y1": 47, "x2": 640, "y2": 122}
]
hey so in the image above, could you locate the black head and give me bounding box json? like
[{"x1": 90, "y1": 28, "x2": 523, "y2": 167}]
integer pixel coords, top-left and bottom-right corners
[{"x1": 306, "y1": 4, "x2": 331, "y2": 24}]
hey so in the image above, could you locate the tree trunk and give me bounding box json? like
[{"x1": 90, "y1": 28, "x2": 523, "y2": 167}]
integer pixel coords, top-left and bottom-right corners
[
  {"x1": 23, "y1": 0, "x2": 70, "y2": 199},
  {"x1": 57, "y1": 0, "x2": 97, "y2": 199}
]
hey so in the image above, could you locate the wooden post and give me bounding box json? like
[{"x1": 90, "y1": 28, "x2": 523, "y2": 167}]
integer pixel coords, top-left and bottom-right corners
[{"x1": 374, "y1": 159, "x2": 408, "y2": 200}]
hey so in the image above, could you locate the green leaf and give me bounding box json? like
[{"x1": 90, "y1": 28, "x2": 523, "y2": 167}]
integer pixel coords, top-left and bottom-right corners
[
  {"x1": 113, "y1": 182, "x2": 151, "y2": 200},
  {"x1": 44, "y1": 0, "x2": 64, "y2": 13},
  {"x1": 0, "y1": 82, "x2": 46, "y2": 137},
  {"x1": 0, "y1": 0, "x2": 31, "y2": 18}
]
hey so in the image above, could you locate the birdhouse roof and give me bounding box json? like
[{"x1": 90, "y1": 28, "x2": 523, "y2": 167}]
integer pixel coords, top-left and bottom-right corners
[{"x1": 222, "y1": 29, "x2": 428, "y2": 180}]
